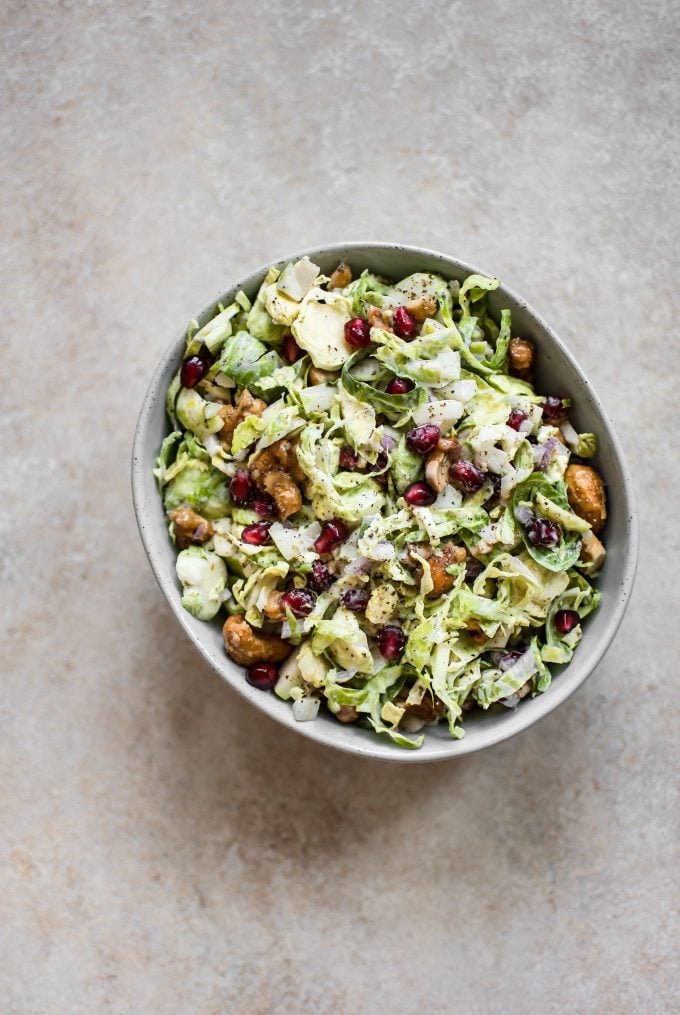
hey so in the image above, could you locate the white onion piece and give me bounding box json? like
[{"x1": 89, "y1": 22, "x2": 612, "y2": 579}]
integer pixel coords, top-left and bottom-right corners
[
  {"x1": 560, "y1": 420, "x2": 579, "y2": 448},
  {"x1": 344, "y1": 556, "x2": 373, "y2": 575},
  {"x1": 292, "y1": 696, "x2": 320, "y2": 722},
  {"x1": 514, "y1": 503, "x2": 534, "y2": 525}
]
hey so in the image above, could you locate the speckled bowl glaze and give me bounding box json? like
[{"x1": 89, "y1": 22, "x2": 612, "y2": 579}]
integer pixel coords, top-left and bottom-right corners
[{"x1": 132, "y1": 243, "x2": 638, "y2": 762}]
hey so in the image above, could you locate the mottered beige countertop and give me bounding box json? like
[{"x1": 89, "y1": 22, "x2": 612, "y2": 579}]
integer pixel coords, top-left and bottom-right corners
[{"x1": 2, "y1": 2, "x2": 678, "y2": 1012}]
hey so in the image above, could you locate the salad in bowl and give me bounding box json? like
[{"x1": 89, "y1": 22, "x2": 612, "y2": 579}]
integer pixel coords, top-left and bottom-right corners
[{"x1": 153, "y1": 255, "x2": 608, "y2": 750}]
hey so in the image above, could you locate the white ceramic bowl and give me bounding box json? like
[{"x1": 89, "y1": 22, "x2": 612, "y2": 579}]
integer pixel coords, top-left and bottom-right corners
[{"x1": 132, "y1": 243, "x2": 638, "y2": 762}]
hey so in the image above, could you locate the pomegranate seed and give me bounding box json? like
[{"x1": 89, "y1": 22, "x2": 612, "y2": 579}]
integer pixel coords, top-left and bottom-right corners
[
  {"x1": 281, "y1": 587, "x2": 317, "y2": 618},
  {"x1": 344, "y1": 317, "x2": 371, "y2": 349},
  {"x1": 251, "y1": 494, "x2": 276, "y2": 518},
  {"x1": 386, "y1": 377, "x2": 414, "y2": 395},
  {"x1": 392, "y1": 305, "x2": 416, "y2": 339},
  {"x1": 314, "y1": 519, "x2": 349, "y2": 554},
  {"x1": 465, "y1": 558, "x2": 484, "y2": 582},
  {"x1": 507, "y1": 408, "x2": 528, "y2": 431},
  {"x1": 230, "y1": 469, "x2": 253, "y2": 505},
  {"x1": 339, "y1": 446, "x2": 362, "y2": 470},
  {"x1": 403, "y1": 481, "x2": 436, "y2": 506},
  {"x1": 308, "y1": 559, "x2": 333, "y2": 593},
  {"x1": 555, "y1": 609, "x2": 580, "y2": 635},
  {"x1": 450, "y1": 461, "x2": 486, "y2": 493},
  {"x1": 542, "y1": 396, "x2": 567, "y2": 423},
  {"x1": 499, "y1": 649, "x2": 524, "y2": 671},
  {"x1": 406, "y1": 424, "x2": 441, "y2": 454},
  {"x1": 246, "y1": 662, "x2": 278, "y2": 691},
  {"x1": 525, "y1": 517, "x2": 560, "y2": 548},
  {"x1": 377, "y1": 624, "x2": 406, "y2": 661},
  {"x1": 180, "y1": 355, "x2": 209, "y2": 388},
  {"x1": 483, "y1": 473, "x2": 502, "y2": 510},
  {"x1": 282, "y1": 333, "x2": 303, "y2": 363},
  {"x1": 241, "y1": 522, "x2": 271, "y2": 545},
  {"x1": 342, "y1": 588, "x2": 370, "y2": 612}
]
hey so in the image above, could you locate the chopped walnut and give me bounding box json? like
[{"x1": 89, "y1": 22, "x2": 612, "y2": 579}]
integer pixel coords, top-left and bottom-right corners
[
  {"x1": 566, "y1": 464, "x2": 607, "y2": 533},
  {"x1": 308, "y1": 367, "x2": 337, "y2": 385},
  {"x1": 168, "y1": 508, "x2": 214, "y2": 549},
  {"x1": 507, "y1": 337, "x2": 535, "y2": 380},
  {"x1": 406, "y1": 295, "x2": 437, "y2": 323},
  {"x1": 335, "y1": 705, "x2": 359, "y2": 724},
  {"x1": 263, "y1": 591, "x2": 286, "y2": 622},
  {"x1": 395, "y1": 685, "x2": 446, "y2": 723},
  {"x1": 328, "y1": 262, "x2": 352, "y2": 290},
  {"x1": 217, "y1": 389, "x2": 266, "y2": 451},
  {"x1": 223, "y1": 615, "x2": 292, "y2": 666},
  {"x1": 580, "y1": 531, "x2": 606, "y2": 570},
  {"x1": 465, "y1": 619, "x2": 488, "y2": 645},
  {"x1": 367, "y1": 306, "x2": 391, "y2": 330},
  {"x1": 250, "y1": 438, "x2": 305, "y2": 521},
  {"x1": 411, "y1": 542, "x2": 467, "y2": 598}
]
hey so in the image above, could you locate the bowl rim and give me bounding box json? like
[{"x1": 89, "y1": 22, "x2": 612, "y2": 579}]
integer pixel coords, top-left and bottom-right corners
[{"x1": 131, "y1": 241, "x2": 639, "y2": 763}]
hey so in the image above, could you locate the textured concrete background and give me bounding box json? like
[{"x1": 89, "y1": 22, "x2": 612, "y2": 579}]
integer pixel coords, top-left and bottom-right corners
[{"x1": 2, "y1": 1, "x2": 679, "y2": 1012}]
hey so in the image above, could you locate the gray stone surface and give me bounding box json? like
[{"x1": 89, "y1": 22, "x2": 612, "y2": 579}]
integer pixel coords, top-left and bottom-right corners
[{"x1": 2, "y1": 1, "x2": 678, "y2": 1012}]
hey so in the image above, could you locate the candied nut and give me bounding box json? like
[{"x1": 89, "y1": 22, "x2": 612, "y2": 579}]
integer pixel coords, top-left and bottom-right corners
[
  {"x1": 410, "y1": 542, "x2": 467, "y2": 598},
  {"x1": 308, "y1": 367, "x2": 336, "y2": 385},
  {"x1": 406, "y1": 295, "x2": 437, "y2": 323},
  {"x1": 580, "y1": 530, "x2": 606, "y2": 571},
  {"x1": 168, "y1": 507, "x2": 214, "y2": 549},
  {"x1": 466, "y1": 619, "x2": 488, "y2": 645},
  {"x1": 437, "y1": 436, "x2": 462, "y2": 460},
  {"x1": 395, "y1": 685, "x2": 446, "y2": 723},
  {"x1": 335, "y1": 705, "x2": 359, "y2": 724},
  {"x1": 250, "y1": 438, "x2": 306, "y2": 520},
  {"x1": 223, "y1": 616, "x2": 292, "y2": 667},
  {"x1": 565, "y1": 464, "x2": 607, "y2": 532},
  {"x1": 217, "y1": 389, "x2": 266, "y2": 450},
  {"x1": 508, "y1": 337, "x2": 534, "y2": 380},
  {"x1": 263, "y1": 591, "x2": 286, "y2": 622},
  {"x1": 328, "y1": 262, "x2": 352, "y2": 290},
  {"x1": 367, "y1": 306, "x2": 391, "y2": 330}
]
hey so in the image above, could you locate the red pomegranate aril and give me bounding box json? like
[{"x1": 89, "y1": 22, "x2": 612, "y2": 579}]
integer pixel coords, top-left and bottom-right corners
[
  {"x1": 507, "y1": 408, "x2": 528, "y2": 431},
  {"x1": 308, "y1": 559, "x2": 333, "y2": 593},
  {"x1": 406, "y1": 424, "x2": 441, "y2": 454},
  {"x1": 282, "y1": 333, "x2": 303, "y2": 364},
  {"x1": 525, "y1": 517, "x2": 561, "y2": 548},
  {"x1": 465, "y1": 558, "x2": 484, "y2": 582},
  {"x1": 450, "y1": 460, "x2": 486, "y2": 493},
  {"x1": 180, "y1": 355, "x2": 209, "y2": 388},
  {"x1": 281, "y1": 587, "x2": 317, "y2": 618},
  {"x1": 339, "y1": 446, "x2": 362, "y2": 470},
  {"x1": 403, "y1": 481, "x2": 436, "y2": 507},
  {"x1": 314, "y1": 519, "x2": 349, "y2": 554},
  {"x1": 555, "y1": 609, "x2": 580, "y2": 635},
  {"x1": 392, "y1": 305, "x2": 416, "y2": 339},
  {"x1": 344, "y1": 317, "x2": 372, "y2": 349},
  {"x1": 241, "y1": 522, "x2": 271, "y2": 545},
  {"x1": 542, "y1": 396, "x2": 567, "y2": 423},
  {"x1": 230, "y1": 469, "x2": 253, "y2": 505},
  {"x1": 342, "y1": 588, "x2": 370, "y2": 612},
  {"x1": 386, "y1": 377, "x2": 415, "y2": 395},
  {"x1": 483, "y1": 472, "x2": 502, "y2": 510},
  {"x1": 246, "y1": 662, "x2": 278, "y2": 691},
  {"x1": 251, "y1": 494, "x2": 276, "y2": 518},
  {"x1": 378, "y1": 624, "x2": 406, "y2": 661}
]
